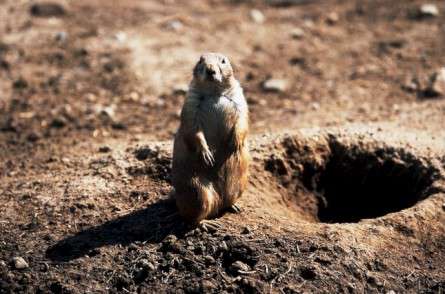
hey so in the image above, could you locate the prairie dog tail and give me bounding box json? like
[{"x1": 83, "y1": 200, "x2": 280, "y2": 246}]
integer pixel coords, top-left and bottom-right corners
[{"x1": 175, "y1": 177, "x2": 221, "y2": 224}]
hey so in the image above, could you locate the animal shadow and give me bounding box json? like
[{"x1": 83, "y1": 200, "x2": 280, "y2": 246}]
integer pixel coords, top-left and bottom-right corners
[{"x1": 46, "y1": 199, "x2": 189, "y2": 262}]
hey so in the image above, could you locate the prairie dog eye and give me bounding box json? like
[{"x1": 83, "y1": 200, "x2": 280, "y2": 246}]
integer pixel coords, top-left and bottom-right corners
[{"x1": 221, "y1": 58, "x2": 226, "y2": 64}]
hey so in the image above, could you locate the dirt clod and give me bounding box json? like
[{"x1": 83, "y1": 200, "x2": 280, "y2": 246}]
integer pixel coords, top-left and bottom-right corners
[
  {"x1": 134, "y1": 146, "x2": 157, "y2": 161},
  {"x1": 12, "y1": 78, "x2": 28, "y2": 90},
  {"x1": 201, "y1": 280, "x2": 217, "y2": 292},
  {"x1": 30, "y1": 2, "x2": 65, "y2": 17},
  {"x1": 98, "y1": 146, "x2": 111, "y2": 153},
  {"x1": 50, "y1": 117, "x2": 67, "y2": 128}
]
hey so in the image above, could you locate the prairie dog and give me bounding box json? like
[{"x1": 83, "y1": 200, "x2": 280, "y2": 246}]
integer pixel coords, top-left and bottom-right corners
[{"x1": 172, "y1": 52, "x2": 249, "y2": 225}]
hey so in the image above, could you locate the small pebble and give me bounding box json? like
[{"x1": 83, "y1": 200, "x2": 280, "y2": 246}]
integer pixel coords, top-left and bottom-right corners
[
  {"x1": 12, "y1": 257, "x2": 29, "y2": 270},
  {"x1": 115, "y1": 31, "x2": 127, "y2": 43},
  {"x1": 427, "y1": 67, "x2": 445, "y2": 96},
  {"x1": 419, "y1": 4, "x2": 439, "y2": 17},
  {"x1": 291, "y1": 27, "x2": 304, "y2": 39},
  {"x1": 229, "y1": 260, "x2": 251, "y2": 275},
  {"x1": 99, "y1": 105, "x2": 116, "y2": 119},
  {"x1": 326, "y1": 12, "x2": 339, "y2": 24},
  {"x1": 219, "y1": 241, "x2": 229, "y2": 252},
  {"x1": 139, "y1": 259, "x2": 156, "y2": 271},
  {"x1": 201, "y1": 280, "x2": 217, "y2": 291},
  {"x1": 258, "y1": 99, "x2": 267, "y2": 106},
  {"x1": 162, "y1": 234, "x2": 178, "y2": 251},
  {"x1": 262, "y1": 78, "x2": 288, "y2": 92},
  {"x1": 128, "y1": 91, "x2": 140, "y2": 102},
  {"x1": 402, "y1": 77, "x2": 418, "y2": 92},
  {"x1": 165, "y1": 20, "x2": 183, "y2": 31},
  {"x1": 55, "y1": 31, "x2": 67, "y2": 42},
  {"x1": 311, "y1": 102, "x2": 320, "y2": 110},
  {"x1": 203, "y1": 255, "x2": 216, "y2": 264},
  {"x1": 250, "y1": 9, "x2": 265, "y2": 24}
]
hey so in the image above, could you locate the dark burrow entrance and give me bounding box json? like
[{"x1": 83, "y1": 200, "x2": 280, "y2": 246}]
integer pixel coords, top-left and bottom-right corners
[
  {"x1": 267, "y1": 137, "x2": 442, "y2": 224},
  {"x1": 313, "y1": 143, "x2": 438, "y2": 223}
]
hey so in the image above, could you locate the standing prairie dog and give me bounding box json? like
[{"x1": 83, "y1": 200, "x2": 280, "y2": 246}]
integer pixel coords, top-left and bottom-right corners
[{"x1": 172, "y1": 52, "x2": 249, "y2": 226}]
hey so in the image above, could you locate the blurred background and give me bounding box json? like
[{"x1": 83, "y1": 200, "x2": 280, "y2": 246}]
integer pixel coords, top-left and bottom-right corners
[{"x1": 0, "y1": 0, "x2": 444, "y2": 150}]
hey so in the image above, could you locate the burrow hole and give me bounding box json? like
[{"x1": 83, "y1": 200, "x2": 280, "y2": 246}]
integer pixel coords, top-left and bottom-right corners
[{"x1": 267, "y1": 140, "x2": 440, "y2": 223}]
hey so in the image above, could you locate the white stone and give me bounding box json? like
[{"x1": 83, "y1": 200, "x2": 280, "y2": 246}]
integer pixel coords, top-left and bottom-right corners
[
  {"x1": 327, "y1": 12, "x2": 339, "y2": 24},
  {"x1": 263, "y1": 79, "x2": 288, "y2": 92},
  {"x1": 420, "y1": 4, "x2": 439, "y2": 17},
  {"x1": 115, "y1": 31, "x2": 127, "y2": 43},
  {"x1": 165, "y1": 20, "x2": 183, "y2": 31},
  {"x1": 250, "y1": 9, "x2": 265, "y2": 24},
  {"x1": 55, "y1": 31, "x2": 67, "y2": 42},
  {"x1": 291, "y1": 27, "x2": 304, "y2": 39},
  {"x1": 12, "y1": 257, "x2": 28, "y2": 270},
  {"x1": 429, "y1": 67, "x2": 445, "y2": 96}
]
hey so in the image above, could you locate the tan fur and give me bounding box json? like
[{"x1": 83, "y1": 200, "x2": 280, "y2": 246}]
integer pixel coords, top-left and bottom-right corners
[{"x1": 172, "y1": 52, "x2": 250, "y2": 225}]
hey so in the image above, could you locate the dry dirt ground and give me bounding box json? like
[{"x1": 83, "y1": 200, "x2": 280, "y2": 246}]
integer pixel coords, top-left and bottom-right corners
[{"x1": 1, "y1": 0, "x2": 445, "y2": 293}]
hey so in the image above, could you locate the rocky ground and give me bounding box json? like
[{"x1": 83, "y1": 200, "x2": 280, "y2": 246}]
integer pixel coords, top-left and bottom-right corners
[{"x1": 0, "y1": 0, "x2": 444, "y2": 293}]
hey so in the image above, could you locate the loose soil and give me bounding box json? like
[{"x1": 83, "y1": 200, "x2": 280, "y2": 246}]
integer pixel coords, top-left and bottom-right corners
[{"x1": 1, "y1": 0, "x2": 444, "y2": 293}]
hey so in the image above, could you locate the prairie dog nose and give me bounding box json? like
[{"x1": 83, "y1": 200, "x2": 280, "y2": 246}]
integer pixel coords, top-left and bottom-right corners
[{"x1": 206, "y1": 68, "x2": 216, "y2": 76}]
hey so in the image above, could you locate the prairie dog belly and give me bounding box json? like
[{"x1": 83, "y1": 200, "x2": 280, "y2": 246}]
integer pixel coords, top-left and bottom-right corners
[{"x1": 200, "y1": 96, "x2": 240, "y2": 149}]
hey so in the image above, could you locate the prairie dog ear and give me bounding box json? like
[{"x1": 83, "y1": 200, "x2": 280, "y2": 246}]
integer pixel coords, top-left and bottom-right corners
[
  {"x1": 193, "y1": 55, "x2": 205, "y2": 78},
  {"x1": 193, "y1": 60, "x2": 201, "y2": 78}
]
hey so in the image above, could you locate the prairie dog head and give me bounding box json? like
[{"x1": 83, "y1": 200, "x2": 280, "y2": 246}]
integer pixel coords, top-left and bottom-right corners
[{"x1": 192, "y1": 52, "x2": 235, "y2": 91}]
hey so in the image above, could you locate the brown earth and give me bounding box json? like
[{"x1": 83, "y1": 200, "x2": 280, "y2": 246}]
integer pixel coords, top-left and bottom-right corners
[{"x1": 1, "y1": 0, "x2": 445, "y2": 293}]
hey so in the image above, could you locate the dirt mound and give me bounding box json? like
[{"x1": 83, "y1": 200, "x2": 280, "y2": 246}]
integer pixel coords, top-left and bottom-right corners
[
  {"x1": 1, "y1": 125, "x2": 445, "y2": 293},
  {"x1": 264, "y1": 131, "x2": 442, "y2": 223},
  {"x1": 37, "y1": 127, "x2": 445, "y2": 293}
]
